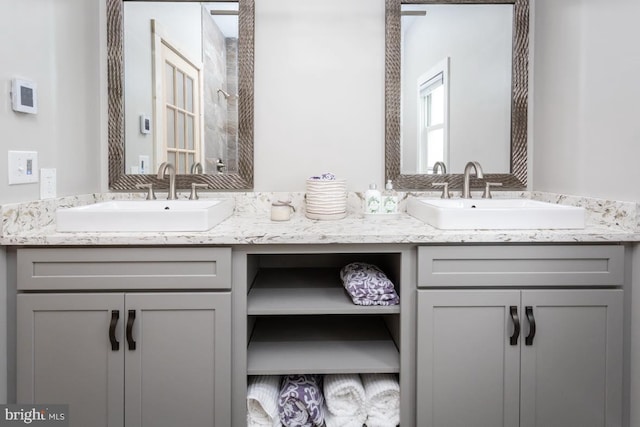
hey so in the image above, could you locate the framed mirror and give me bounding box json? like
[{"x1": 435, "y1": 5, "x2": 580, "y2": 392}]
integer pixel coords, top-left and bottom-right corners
[
  {"x1": 385, "y1": 0, "x2": 528, "y2": 190},
  {"x1": 107, "y1": 0, "x2": 254, "y2": 191}
]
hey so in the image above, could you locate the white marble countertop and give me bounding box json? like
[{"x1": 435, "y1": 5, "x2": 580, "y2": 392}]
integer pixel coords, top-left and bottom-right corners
[
  {"x1": 2, "y1": 192, "x2": 639, "y2": 246},
  {"x1": 2, "y1": 209, "x2": 638, "y2": 246}
]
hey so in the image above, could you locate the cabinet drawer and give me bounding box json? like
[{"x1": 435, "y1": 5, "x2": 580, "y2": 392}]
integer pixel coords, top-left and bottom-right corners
[
  {"x1": 418, "y1": 245, "x2": 624, "y2": 288},
  {"x1": 17, "y1": 247, "x2": 231, "y2": 290}
]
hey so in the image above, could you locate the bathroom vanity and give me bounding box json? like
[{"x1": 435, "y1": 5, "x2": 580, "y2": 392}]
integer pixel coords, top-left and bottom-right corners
[
  {"x1": 3, "y1": 197, "x2": 633, "y2": 427},
  {"x1": 16, "y1": 247, "x2": 232, "y2": 426},
  {"x1": 1, "y1": 188, "x2": 636, "y2": 427},
  {"x1": 415, "y1": 245, "x2": 623, "y2": 427}
]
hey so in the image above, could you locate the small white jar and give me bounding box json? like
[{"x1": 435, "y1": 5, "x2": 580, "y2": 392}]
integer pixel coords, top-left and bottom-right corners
[{"x1": 271, "y1": 201, "x2": 295, "y2": 221}]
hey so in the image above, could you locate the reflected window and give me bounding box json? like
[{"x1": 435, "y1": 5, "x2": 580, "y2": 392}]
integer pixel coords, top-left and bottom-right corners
[{"x1": 418, "y1": 58, "x2": 449, "y2": 174}]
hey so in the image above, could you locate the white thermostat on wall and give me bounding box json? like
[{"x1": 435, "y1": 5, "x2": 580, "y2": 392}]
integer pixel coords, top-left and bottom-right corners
[
  {"x1": 11, "y1": 78, "x2": 38, "y2": 114},
  {"x1": 140, "y1": 114, "x2": 151, "y2": 134}
]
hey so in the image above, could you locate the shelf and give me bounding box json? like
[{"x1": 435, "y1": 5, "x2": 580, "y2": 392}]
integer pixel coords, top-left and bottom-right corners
[
  {"x1": 248, "y1": 268, "x2": 400, "y2": 315},
  {"x1": 247, "y1": 316, "x2": 400, "y2": 375}
]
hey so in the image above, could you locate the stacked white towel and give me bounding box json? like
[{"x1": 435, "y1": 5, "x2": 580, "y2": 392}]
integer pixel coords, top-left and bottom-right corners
[
  {"x1": 247, "y1": 375, "x2": 283, "y2": 427},
  {"x1": 361, "y1": 374, "x2": 400, "y2": 427},
  {"x1": 323, "y1": 374, "x2": 367, "y2": 427}
]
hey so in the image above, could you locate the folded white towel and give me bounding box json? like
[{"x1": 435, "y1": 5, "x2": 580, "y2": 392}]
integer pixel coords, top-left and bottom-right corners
[
  {"x1": 323, "y1": 374, "x2": 367, "y2": 427},
  {"x1": 325, "y1": 412, "x2": 366, "y2": 427},
  {"x1": 248, "y1": 375, "x2": 283, "y2": 427},
  {"x1": 361, "y1": 373, "x2": 400, "y2": 427}
]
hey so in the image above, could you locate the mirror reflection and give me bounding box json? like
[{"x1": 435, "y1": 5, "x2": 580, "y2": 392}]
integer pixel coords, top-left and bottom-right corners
[
  {"x1": 123, "y1": 2, "x2": 238, "y2": 175},
  {"x1": 400, "y1": 4, "x2": 513, "y2": 175}
]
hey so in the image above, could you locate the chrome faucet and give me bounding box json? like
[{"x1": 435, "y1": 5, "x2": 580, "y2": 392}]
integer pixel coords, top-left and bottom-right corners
[
  {"x1": 462, "y1": 161, "x2": 484, "y2": 199},
  {"x1": 433, "y1": 161, "x2": 447, "y2": 174},
  {"x1": 157, "y1": 162, "x2": 177, "y2": 200}
]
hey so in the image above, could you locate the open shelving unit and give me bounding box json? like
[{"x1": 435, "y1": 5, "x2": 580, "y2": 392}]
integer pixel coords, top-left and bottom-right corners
[
  {"x1": 247, "y1": 316, "x2": 399, "y2": 375},
  {"x1": 248, "y1": 267, "x2": 400, "y2": 315},
  {"x1": 246, "y1": 252, "x2": 401, "y2": 377}
]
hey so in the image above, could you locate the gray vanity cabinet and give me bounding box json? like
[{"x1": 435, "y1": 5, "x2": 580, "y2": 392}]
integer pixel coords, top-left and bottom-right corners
[
  {"x1": 416, "y1": 245, "x2": 624, "y2": 427},
  {"x1": 518, "y1": 290, "x2": 622, "y2": 427},
  {"x1": 123, "y1": 293, "x2": 230, "y2": 427},
  {"x1": 417, "y1": 289, "x2": 622, "y2": 427},
  {"x1": 16, "y1": 247, "x2": 232, "y2": 427},
  {"x1": 417, "y1": 290, "x2": 521, "y2": 427},
  {"x1": 17, "y1": 293, "x2": 125, "y2": 427}
]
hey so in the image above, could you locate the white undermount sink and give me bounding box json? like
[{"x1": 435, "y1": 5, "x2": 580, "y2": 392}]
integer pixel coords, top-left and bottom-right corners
[
  {"x1": 56, "y1": 199, "x2": 235, "y2": 232},
  {"x1": 407, "y1": 197, "x2": 585, "y2": 230}
]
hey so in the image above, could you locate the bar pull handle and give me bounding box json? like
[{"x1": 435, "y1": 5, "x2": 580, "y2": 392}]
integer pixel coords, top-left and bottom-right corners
[
  {"x1": 126, "y1": 310, "x2": 136, "y2": 350},
  {"x1": 109, "y1": 310, "x2": 120, "y2": 351},
  {"x1": 509, "y1": 306, "x2": 520, "y2": 346},
  {"x1": 525, "y1": 306, "x2": 536, "y2": 346}
]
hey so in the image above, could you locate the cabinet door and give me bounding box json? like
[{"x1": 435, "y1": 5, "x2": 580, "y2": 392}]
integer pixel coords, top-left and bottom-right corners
[
  {"x1": 124, "y1": 293, "x2": 231, "y2": 427},
  {"x1": 17, "y1": 293, "x2": 125, "y2": 427},
  {"x1": 417, "y1": 290, "x2": 521, "y2": 427},
  {"x1": 520, "y1": 290, "x2": 623, "y2": 427}
]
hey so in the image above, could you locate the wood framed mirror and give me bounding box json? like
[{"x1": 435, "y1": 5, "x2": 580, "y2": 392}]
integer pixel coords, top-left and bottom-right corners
[
  {"x1": 107, "y1": 0, "x2": 254, "y2": 191},
  {"x1": 385, "y1": 0, "x2": 529, "y2": 190}
]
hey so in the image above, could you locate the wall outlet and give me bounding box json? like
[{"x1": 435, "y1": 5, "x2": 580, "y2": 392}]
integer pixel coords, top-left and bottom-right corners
[
  {"x1": 8, "y1": 150, "x2": 38, "y2": 184},
  {"x1": 40, "y1": 168, "x2": 57, "y2": 199}
]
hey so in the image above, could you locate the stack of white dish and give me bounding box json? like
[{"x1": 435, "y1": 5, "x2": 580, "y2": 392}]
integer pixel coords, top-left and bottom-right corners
[{"x1": 305, "y1": 178, "x2": 347, "y2": 220}]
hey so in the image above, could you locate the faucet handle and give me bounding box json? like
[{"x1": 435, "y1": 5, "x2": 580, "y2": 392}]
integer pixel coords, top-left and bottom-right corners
[
  {"x1": 482, "y1": 182, "x2": 503, "y2": 199},
  {"x1": 135, "y1": 183, "x2": 156, "y2": 200},
  {"x1": 189, "y1": 183, "x2": 209, "y2": 200},
  {"x1": 432, "y1": 182, "x2": 451, "y2": 199}
]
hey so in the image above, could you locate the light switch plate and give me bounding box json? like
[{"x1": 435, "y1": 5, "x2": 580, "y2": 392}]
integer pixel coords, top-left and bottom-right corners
[
  {"x1": 139, "y1": 155, "x2": 150, "y2": 174},
  {"x1": 40, "y1": 168, "x2": 56, "y2": 199},
  {"x1": 8, "y1": 151, "x2": 38, "y2": 184}
]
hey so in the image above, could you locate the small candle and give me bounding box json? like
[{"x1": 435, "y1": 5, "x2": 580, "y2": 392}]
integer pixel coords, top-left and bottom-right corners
[{"x1": 271, "y1": 201, "x2": 295, "y2": 221}]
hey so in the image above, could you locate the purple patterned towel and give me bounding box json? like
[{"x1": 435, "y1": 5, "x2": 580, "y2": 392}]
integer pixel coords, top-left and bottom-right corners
[
  {"x1": 278, "y1": 375, "x2": 325, "y2": 427},
  {"x1": 340, "y1": 263, "x2": 400, "y2": 306}
]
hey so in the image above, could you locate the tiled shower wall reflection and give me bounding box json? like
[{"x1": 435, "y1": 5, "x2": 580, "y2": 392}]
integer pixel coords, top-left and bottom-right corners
[{"x1": 203, "y1": 9, "x2": 238, "y2": 175}]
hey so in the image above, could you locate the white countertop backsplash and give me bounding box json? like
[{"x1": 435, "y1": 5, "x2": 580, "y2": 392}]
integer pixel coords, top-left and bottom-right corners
[{"x1": 1, "y1": 191, "x2": 638, "y2": 245}]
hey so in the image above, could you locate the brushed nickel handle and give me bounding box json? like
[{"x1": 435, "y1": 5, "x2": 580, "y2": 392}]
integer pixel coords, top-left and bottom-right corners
[
  {"x1": 482, "y1": 182, "x2": 503, "y2": 199},
  {"x1": 432, "y1": 182, "x2": 451, "y2": 199},
  {"x1": 189, "y1": 183, "x2": 209, "y2": 200},
  {"x1": 135, "y1": 183, "x2": 156, "y2": 200}
]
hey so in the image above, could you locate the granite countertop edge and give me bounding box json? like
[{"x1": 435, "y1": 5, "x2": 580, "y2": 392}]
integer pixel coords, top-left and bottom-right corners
[{"x1": 2, "y1": 212, "x2": 638, "y2": 246}]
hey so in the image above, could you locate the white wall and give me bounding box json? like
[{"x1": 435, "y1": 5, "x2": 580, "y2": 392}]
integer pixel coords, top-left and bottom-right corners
[
  {"x1": 0, "y1": 0, "x2": 103, "y2": 204},
  {"x1": 254, "y1": 0, "x2": 385, "y2": 192},
  {"x1": 532, "y1": 0, "x2": 640, "y2": 202}
]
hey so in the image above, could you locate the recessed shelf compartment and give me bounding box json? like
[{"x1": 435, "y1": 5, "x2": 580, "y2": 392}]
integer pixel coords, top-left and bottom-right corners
[
  {"x1": 248, "y1": 268, "x2": 400, "y2": 315},
  {"x1": 247, "y1": 316, "x2": 399, "y2": 375}
]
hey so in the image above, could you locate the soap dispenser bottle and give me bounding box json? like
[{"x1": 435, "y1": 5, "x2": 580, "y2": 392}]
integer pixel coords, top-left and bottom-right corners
[
  {"x1": 383, "y1": 179, "x2": 398, "y2": 214},
  {"x1": 365, "y1": 183, "x2": 381, "y2": 214}
]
